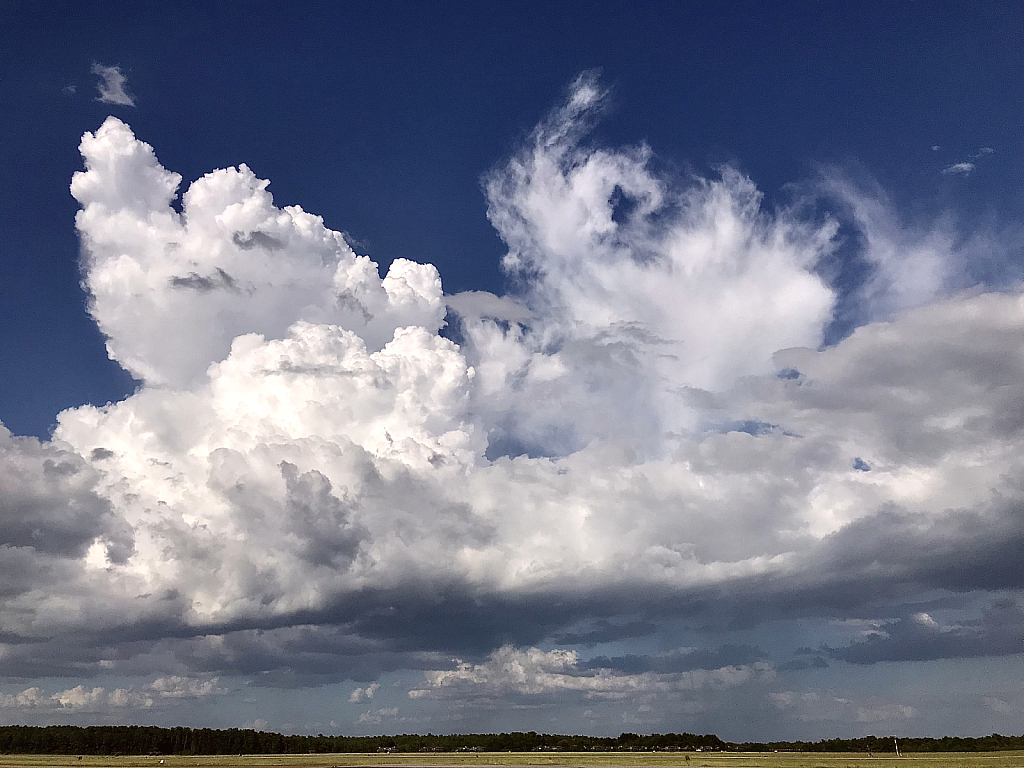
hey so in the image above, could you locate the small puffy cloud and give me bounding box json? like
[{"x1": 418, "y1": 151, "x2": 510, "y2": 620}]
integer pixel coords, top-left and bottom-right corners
[
  {"x1": 942, "y1": 162, "x2": 976, "y2": 176},
  {"x1": 148, "y1": 675, "x2": 225, "y2": 699},
  {"x1": 0, "y1": 687, "x2": 46, "y2": 709},
  {"x1": 940, "y1": 148, "x2": 996, "y2": 178},
  {"x1": 911, "y1": 611, "x2": 939, "y2": 629},
  {"x1": 51, "y1": 688, "x2": 151, "y2": 712},
  {"x1": 53, "y1": 685, "x2": 110, "y2": 710},
  {"x1": 349, "y1": 682, "x2": 379, "y2": 702},
  {"x1": 106, "y1": 688, "x2": 155, "y2": 709},
  {"x1": 90, "y1": 63, "x2": 134, "y2": 106}
]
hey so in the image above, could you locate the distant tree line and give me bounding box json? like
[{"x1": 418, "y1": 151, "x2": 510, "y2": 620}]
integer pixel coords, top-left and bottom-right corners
[
  {"x1": 0, "y1": 728, "x2": 723, "y2": 755},
  {"x1": 0, "y1": 726, "x2": 1020, "y2": 755}
]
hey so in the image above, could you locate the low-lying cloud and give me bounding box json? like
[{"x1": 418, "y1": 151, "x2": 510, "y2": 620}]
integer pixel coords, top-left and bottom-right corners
[
  {"x1": 1, "y1": 676, "x2": 223, "y2": 714},
  {"x1": 409, "y1": 646, "x2": 773, "y2": 701}
]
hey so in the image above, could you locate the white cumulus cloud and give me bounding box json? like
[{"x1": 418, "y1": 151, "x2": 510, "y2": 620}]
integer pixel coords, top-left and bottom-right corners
[
  {"x1": 0, "y1": 687, "x2": 46, "y2": 709},
  {"x1": 349, "y1": 682, "x2": 380, "y2": 702},
  {"x1": 942, "y1": 162, "x2": 975, "y2": 176},
  {"x1": 71, "y1": 117, "x2": 445, "y2": 388},
  {"x1": 0, "y1": 676, "x2": 223, "y2": 714},
  {"x1": 149, "y1": 675, "x2": 225, "y2": 699},
  {"x1": 409, "y1": 645, "x2": 772, "y2": 701},
  {"x1": 0, "y1": 74, "x2": 1018, "y2": 718}
]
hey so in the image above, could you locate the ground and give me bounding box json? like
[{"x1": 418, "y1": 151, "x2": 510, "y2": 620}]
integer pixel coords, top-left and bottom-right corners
[{"x1": 1, "y1": 753, "x2": 1022, "y2": 768}]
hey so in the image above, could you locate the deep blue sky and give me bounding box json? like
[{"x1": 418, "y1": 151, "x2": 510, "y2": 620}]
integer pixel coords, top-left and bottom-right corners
[{"x1": 1, "y1": 1, "x2": 1020, "y2": 438}]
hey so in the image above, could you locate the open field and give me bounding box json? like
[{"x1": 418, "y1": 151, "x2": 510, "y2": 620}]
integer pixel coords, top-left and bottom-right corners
[{"x1": 0, "y1": 753, "x2": 1022, "y2": 768}]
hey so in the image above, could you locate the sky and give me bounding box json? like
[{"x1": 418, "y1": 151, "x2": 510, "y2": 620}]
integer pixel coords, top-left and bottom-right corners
[{"x1": 0, "y1": 0, "x2": 1021, "y2": 742}]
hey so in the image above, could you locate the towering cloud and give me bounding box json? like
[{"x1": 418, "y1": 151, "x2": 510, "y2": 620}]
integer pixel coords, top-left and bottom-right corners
[
  {"x1": 0, "y1": 74, "x2": 1019, "y2": 731},
  {"x1": 72, "y1": 117, "x2": 445, "y2": 388}
]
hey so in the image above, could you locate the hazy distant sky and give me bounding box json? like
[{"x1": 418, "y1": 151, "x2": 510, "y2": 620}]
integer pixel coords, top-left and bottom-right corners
[{"x1": 0, "y1": 1, "x2": 1021, "y2": 741}]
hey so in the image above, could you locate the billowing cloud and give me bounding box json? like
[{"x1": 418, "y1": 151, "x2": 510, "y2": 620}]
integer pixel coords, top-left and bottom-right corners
[
  {"x1": 0, "y1": 74, "x2": 1019, "y2": 731},
  {"x1": 349, "y1": 682, "x2": 379, "y2": 702},
  {"x1": 149, "y1": 674, "x2": 225, "y2": 699},
  {"x1": 0, "y1": 426, "x2": 127, "y2": 562},
  {"x1": 0, "y1": 676, "x2": 221, "y2": 714},
  {"x1": 91, "y1": 63, "x2": 135, "y2": 106},
  {"x1": 72, "y1": 117, "x2": 445, "y2": 387},
  {"x1": 0, "y1": 687, "x2": 45, "y2": 709}
]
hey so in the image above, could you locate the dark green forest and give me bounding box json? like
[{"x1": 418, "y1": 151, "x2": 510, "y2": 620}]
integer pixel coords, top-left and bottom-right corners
[{"x1": 0, "y1": 726, "x2": 1021, "y2": 755}]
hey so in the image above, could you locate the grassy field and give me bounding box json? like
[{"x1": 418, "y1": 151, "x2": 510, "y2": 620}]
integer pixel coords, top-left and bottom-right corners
[{"x1": 0, "y1": 753, "x2": 1021, "y2": 768}]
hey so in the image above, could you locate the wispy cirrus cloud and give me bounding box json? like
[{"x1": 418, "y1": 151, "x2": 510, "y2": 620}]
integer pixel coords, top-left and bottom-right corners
[
  {"x1": 941, "y1": 146, "x2": 995, "y2": 177},
  {"x1": 941, "y1": 162, "x2": 975, "y2": 176}
]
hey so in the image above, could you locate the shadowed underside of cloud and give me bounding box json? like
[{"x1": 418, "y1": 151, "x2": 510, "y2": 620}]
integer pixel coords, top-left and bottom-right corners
[
  {"x1": 820, "y1": 598, "x2": 1023, "y2": 664},
  {"x1": 0, "y1": 73, "x2": 1020, "y2": 707}
]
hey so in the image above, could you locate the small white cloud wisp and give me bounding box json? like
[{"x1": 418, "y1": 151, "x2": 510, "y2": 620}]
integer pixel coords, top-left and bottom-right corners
[{"x1": 91, "y1": 63, "x2": 135, "y2": 106}]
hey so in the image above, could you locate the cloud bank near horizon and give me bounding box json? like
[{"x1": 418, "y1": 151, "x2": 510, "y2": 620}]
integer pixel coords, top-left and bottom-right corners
[{"x1": 0, "y1": 73, "x2": 1020, "y2": 733}]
